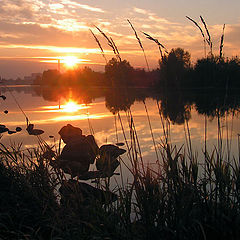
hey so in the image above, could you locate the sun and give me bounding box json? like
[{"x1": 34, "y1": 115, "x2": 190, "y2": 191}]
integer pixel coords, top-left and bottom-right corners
[{"x1": 62, "y1": 56, "x2": 79, "y2": 68}]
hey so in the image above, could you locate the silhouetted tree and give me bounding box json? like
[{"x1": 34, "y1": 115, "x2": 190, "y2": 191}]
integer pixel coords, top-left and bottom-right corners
[
  {"x1": 41, "y1": 69, "x2": 61, "y2": 85},
  {"x1": 194, "y1": 56, "x2": 240, "y2": 89},
  {"x1": 158, "y1": 48, "x2": 191, "y2": 90},
  {"x1": 78, "y1": 67, "x2": 106, "y2": 87},
  {"x1": 105, "y1": 58, "x2": 134, "y2": 87}
]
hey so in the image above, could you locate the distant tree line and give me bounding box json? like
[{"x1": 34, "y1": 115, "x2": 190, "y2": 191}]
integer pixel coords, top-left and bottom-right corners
[{"x1": 34, "y1": 48, "x2": 240, "y2": 93}]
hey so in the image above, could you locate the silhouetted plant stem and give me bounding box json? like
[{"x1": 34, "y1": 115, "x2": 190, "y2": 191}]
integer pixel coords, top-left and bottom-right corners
[
  {"x1": 127, "y1": 109, "x2": 145, "y2": 175},
  {"x1": 89, "y1": 29, "x2": 108, "y2": 64},
  {"x1": 95, "y1": 26, "x2": 121, "y2": 61},
  {"x1": 217, "y1": 109, "x2": 223, "y2": 160},
  {"x1": 127, "y1": 19, "x2": 150, "y2": 71},
  {"x1": 114, "y1": 114, "x2": 119, "y2": 143},
  {"x1": 117, "y1": 112, "x2": 134, "y2": 169},
  {"x1": 142, "y1": 32, "x2": 168, "y2": 61},
  {"x1": 204, "y1": 115, "x2": 207, "y2": 163},
  {"x1": 4, "y1": 84, "x2": 28, "y2": 119},
  {"x1": 110, "y1": 37, "x2": 122, "y2": 62},
  {"x1": 200, "y1": 16, "x2": 213, "y2": 55},
  {"x1": 184, "y1": 119, "x2": 193, "y2": 160},
  {"x1": 219, "y1": 24, "x2": 226, "y2": 59},
  {"x1": 186, "y1": 16, "x2": 207, "y2": 57},
  {"x1": 156, "y1": 100, "x2": 170, "y2": 145},
  {"x1": 143, "y1": 100, "x2": 159, "y2": 163},
  {"x1": 87, "y1": 111, "x2": 95, "y2": 135}
]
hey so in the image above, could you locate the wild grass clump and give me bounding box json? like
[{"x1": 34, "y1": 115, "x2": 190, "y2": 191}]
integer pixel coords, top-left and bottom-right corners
[
  {"x1": 0, "y1": 143, "x2": 126, "y2": 239},
  {"x1": 113, "y1": 110, "x2": 240, "y2": 239},
  {"x1": 0, "y1": 117, "x2": 240, "y2": 240},
  {"x1": 129, "y1": 142, "x2": 240, "y2": 239},
  {"x1": 0, "y1": 144, "x2": 58, "y2": 239}
]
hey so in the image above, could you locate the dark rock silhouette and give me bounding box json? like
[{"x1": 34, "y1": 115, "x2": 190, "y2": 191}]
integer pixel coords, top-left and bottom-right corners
[
  {"x1": 49, "y1": 124, "x2": 127, "y2": 180},
  {"x1": 15, "y1": 127, "x2": 22, "y2": 132},
  {"x1": 51, "y1": 124, "x2": 126, "y2": 178},
  {"x1": 96, "y1": 144, "x2": 126, "y2": 176},
  {"x1": 8, "y1": 130, "x2": 16, "y2": 134},
  {"x1": 0, "y1": 95, "x2": 6, "y2": 100},
  {"x1": 42, "y1": 124, "x2": 127, "y2": 211},
  {"x1": 49, "y1": 124, "x2": 126, "y2": 208},
  {"x1": 58, "y1": 124, "x2": 83, "y2": 144},
  {"x1": 0, "y1": 125, "x2": 8, "y2": 133},
  {"x1": 53, "y1": 124, "x2": 99, "y2": 177},
  {"x1": 26, "y1": 123, "x2": 44, "y2": 136}
]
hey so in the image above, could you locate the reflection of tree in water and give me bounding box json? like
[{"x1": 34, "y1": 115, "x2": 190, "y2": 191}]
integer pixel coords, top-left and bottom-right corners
[
  {"x1": 1, "y1": 86, "x2": 36, "y2": 96},
  {"x1": 32, "y1": 86, "x2": 105, "y2": 105},
  {"x1": 105, "y1": 88, "x2": 136, "y2": 114},
  {"x1": 156, "y1": 91, "x2": 191, "y2": 125},
  {"x1": 31, "y1": 84, "x2": 240, "y2": 124},
  {"x1": 194, "y1": 90, "x2": 240, "y2": 118}
]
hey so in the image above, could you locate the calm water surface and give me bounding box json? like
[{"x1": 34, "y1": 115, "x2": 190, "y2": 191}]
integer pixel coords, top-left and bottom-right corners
[{"x1": 0, "y1": 85, "x2": 239, "y2": 179}]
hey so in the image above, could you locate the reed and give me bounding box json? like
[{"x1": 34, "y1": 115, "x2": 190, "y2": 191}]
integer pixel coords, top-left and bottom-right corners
[
  {"x1": 127, "y1": 19, "x2": 150, "y2": 71},
  {"x1": 142, "y1": 31, "x2": 168, "y2": 61},
  {"x1": 94, "y1": 25, "x2": 122, "y2": 62},
  {"x1": 219, "y1": 24, "x2": 226, "y2": 59},
  {"x1": 186, "y1": 15, "x2": 207, "y2": 57},
  {"x1": 114, "y1": 100, "x2": 240, "y2": 239},
  {"x1": 200, "y1": 16, "x2": 213, "y2": 55},
  {"x1": 89, "y1": 29, "x2": 108, "y2": 64}
]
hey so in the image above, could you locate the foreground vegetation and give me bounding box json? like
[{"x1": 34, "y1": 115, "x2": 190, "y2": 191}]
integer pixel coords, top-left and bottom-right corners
[{"x1": 0, "y1": 113, "x2": 240, "y2": 239}]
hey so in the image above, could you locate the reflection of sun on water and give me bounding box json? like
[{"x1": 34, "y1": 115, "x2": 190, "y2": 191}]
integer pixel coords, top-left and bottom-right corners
[
  {"x1": 40, "y1": 101, "x2": 89, "y2": 113},
  {"x1": 62, "y1": 101, "x2": 80, "y2": 112},
  {"x1": 39, "y1": 100, "x2": 112, "y2": 122}
]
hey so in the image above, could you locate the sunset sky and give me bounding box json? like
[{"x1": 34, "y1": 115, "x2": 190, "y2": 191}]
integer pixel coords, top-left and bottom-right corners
[{"x1": 0, "y1": 0, "x2": 240, "y2": 78}]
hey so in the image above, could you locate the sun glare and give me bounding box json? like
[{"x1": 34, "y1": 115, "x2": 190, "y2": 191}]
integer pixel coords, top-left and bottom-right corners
[
  {"x1": 62, "y1": 101, "x2": 82, "y2": 112},
  {"x1": 62, "y1": 56, "x2": 79, "y2": 68}
]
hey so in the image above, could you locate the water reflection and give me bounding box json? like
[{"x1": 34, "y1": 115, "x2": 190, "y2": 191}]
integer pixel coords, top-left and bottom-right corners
[
  {"x1": 1, "y1": 85, "x2": 239, "y2": 125},
  {"x1": 0, "y1": 85, "x2": 239, "y2": 166},
  {"x1": 40, "y1": 101, "x2": 90, "y2": 113},
  {"x1": 30, "y1": 85, "x2": 240, "y2": 124}
]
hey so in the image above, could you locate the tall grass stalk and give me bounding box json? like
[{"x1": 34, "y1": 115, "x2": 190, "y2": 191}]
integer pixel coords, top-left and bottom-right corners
[
  {"x1": 143, "y1": 100, "x2": 159, "y2": 163},
  {"x1": 89, "y1": 29, "x2": 108, "y2": 64},
  {"x1": 200, "y1": 15, "x2": 213, "y2": 55},
  {"x1": 95, "y1": 26, "x2": 121, "y2": 62},
  {"x1": 142, "y1": 32, "x2": 168, "y2": 61},
  {"x1": 219, "y1": 24, "x2": 226, "y2": 59},
  {"x1": 127, "y1": 19, "x2": 150, "y2": 71},
  {"x1": 186, "y1": 16, "x2": 207, "y2": 57},
  {"x1": 117, "y1": 112, "x2": 135, "y2": 172},
  {"x1": 204, "y1": 114, "x2": 207, "y2": 162},
  {"x1": 126, "y1": 109, "x2": 145, "y2": 175},
  {"x1": 156, "y1": 100, "x2": 171, "y2": 145},
  {"x1": 184, "y1": 119, "x2": 193, "y2": 161}
]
